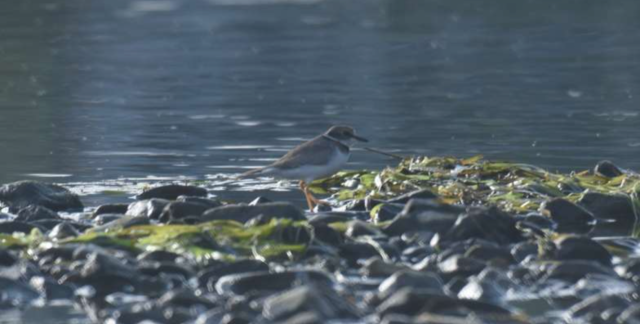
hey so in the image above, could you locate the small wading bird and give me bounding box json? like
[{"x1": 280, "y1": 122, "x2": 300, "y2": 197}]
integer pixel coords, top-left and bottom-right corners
[{"x1": 240, "y1": 125, "x2": 368, "y2": 210}]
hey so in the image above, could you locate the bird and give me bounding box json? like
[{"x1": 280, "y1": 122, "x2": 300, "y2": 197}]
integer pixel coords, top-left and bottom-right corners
[{"x1": 239, "y1": 125, "x2": 368, "y2": 210}]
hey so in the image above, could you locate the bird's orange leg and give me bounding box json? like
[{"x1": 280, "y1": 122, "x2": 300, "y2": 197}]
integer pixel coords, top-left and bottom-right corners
[
  {"x1": 303, "y1": 185, "x2": 330, "y2": 207},
  {"x1": 299, "y1": 181, "x2": 315, "y2": 211}
]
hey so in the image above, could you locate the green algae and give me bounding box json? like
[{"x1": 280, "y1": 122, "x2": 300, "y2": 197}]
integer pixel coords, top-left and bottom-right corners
[
  {"x1": 3, "y1": 155, "x2": 640, "y2": 262},
  {"x1": 315, "y1": 155, "x2": 640, "y2": 235},
  {"x1": 0, "y1": 219, "x2": 310, "y2": 262}
]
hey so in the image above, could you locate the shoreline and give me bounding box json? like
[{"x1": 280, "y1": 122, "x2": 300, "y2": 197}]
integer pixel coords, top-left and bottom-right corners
[{"x1": 0, "y1": 156, "x2": 637, "y2": 323}]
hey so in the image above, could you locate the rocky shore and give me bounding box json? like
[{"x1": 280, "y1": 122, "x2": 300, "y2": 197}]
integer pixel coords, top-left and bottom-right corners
[{"x1": 0, "y1": 156, "x2": 639, "y2": 324}]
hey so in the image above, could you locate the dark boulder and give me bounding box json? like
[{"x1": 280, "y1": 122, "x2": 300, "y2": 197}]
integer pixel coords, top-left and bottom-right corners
[
  {"x1": 262, "y1": 284, "x2": 360, "y2": 322},
  {"x1": 464, "y1": 244, "x2": 515, "y2": 265},
  {"x1": 377, "y1": 271, "x2": 444, "y2": 302},
  {"x1": 157, "y1": 288, "x2": 217, "y2": 308},
  {"x1": 346, "y1": 220, "x2": 384, "y2": 238},
  {"x1": 383, "y1": 199, "x2": 462, "y2": 237},
  {"x1": 215, "y1": 270, "x2": 333, "y2": 296},
  {"x1": 0, "y1": 277, "x2": 41, "y2": 307},
  {"x1": 579, "y1": 192, "x2": 636, "y2": 236},
  {"x1": 158, "y1": 201, "x2": 210, "y2": 223},
  {"x1": 553, "y1": 236, "x2": 612, "y2": 266},
  {"x1": 442, "y1": 207, "x2": 523, "y2": 245},
  {"x1": 15, "y1": 205, "x2": 60, "y2": 222},
  {"x1": 376, "y1": 288, "x2": 511, "y2": 318},
  {"x1": 594, "y1": 160, "x2": 624, "y2": 178},
  {"x1": 48, "y1": 222, "x2": 80, "y2": 239},
  {"x1": 0, "y1": 221, "x2": 40, "y2": 234},
  {"x1": 29, "y1": 276, "x2": 74, "y2": 300},
  {"x1": 540, "y1": 198, "x2": 595, "y2": 234},
  {"x1": 249, "y1": 196, "x2": 272, "y2": 205},
  {"x1": 198, "y1": 259, "x2": 269, "y2": 289},
  {"x1": 136, "y1": 184, "x2": 207, "y2": 200},
  {"x1": 385, "y1": 189, "x2": 438, "y2": 204},
  {"x1": 92, "y1": 203, "x2": 129, "y2": 218},
  {"x1": 539, "y1": 260, "x2": 616, "y2": 282},
  {"x1": 437, "y1": 255, "x2": 486, "y2": 280},
  {"x1": 0, "y1": 181, "x2": 83, "y2": 212},
  {"x1": 201, "y1": 202, "x2": 305, "y2": 224}
]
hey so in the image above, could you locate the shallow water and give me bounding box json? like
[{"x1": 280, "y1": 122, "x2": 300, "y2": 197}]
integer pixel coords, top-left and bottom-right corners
[{"x1": 2, "y1": 0, "x2": 640, "y2": 205}]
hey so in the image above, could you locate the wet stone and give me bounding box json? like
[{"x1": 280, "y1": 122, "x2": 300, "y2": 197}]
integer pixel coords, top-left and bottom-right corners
[
  {"x1": 201, "y1": 202, "x2": 305, "y2": 224},
  {"x1": 540, "y1": 260, "x2": 617, "y2": 282},
  {"x1": 437, "y1": 255, "x2": 486, "y2": 279},
  {"x1": 157, "y1": 288, "x2": 217, "y2": 308},
  {"x1": 138, "y1": 262, "x2": 193, "y2": 281},
  {"x1": 137, "y1": 250, "x2": 183, "y2": 263},
  {"x1": 0, "y1": 249, "x2": 18, "y2": 266},
  {"x1": 310, "y1": 223, "x2": 343, "y2": 246},
  {"x1": 92, "y1": 203, "x2": 129, "y2": 217},
  {"x1": 0, "y1": 277, "x2": 41, "y2": 307},
  {"x1": 377, "y1": 271, "x2": 444, "y2": 302},
  {"x1": 523, "y1": 213, "x2": 555, "y2": 230},
  {"x1": 48, "y1": 222, "x2": 80, "y2": 239},
  {"x1": 158, "y1": 201, "x2": 210, "y2": 223},
  {"x1": 94, "y1": 215, "x2": 150, "y2": 231},
  {"x1": 464, "y1": 244, "x2": 515, "y2": 265},
  {"x1": 249, "y1": 196, "x2": 272, "y2": 205},
  {"x1": 385, "y1": 189, "x2": 438, "y2": 205},
  {"x1": 262, "y1": 284, "x2": 359, "y2": 322},
  {"x1": 198, "y1": 259, "x2": 269, "y2": 289},
  {"x1": 457, "y1": 268, "x2": 514, "y2": 303},
  {"x1": 28, "y1": 219, "x2": 64, "y2": 231},
  {"x1": 579, "y1": 192, "x2": 636, "y2": 236},
  {"x1": 29, "y1": 276, "x2": 74, "y2": 300},
  {"x1": 0, "y1": 221, "x2": 40, "y2": 234},
  {"x1": 554, "y1": 236, "x2": 612, "y2": 266},
  {"x1": 594, "y1": 160, "x2": 624, "y2": 178},
  {"x1": 346, "y1": 220, "x2": 384, "y2": 238},
  {"x1": 442, "y1": 207, "x2": 522, "y2": 245},
  {"x1": 540, "y1": 198, "x2": 595, "y2": 234},
  {"x1": 15, "y1": 205, "x2": 60, "y2": 222},
  {"x1": 308, "y1": 211, "x2": 368, "y2": 226},
  {"x1": 376, "y1": 287, "x2": 510, "y2": 318},
  {"x1": 383, "y1": 199, "x2": 461, "y2": 237},
  {"x1": 215, "y1": 270, "x2": 333, "y2": 296},
  {"x1": 618, "y1": 304, "x2": 640, "y2": 324},
  {"x1": 0, "y1": 180, "x2": 83, "y2": 212},
  {"x1": 126, "y1": 198, "x2": 171, "y2": 219},
  {"x1": 339, "y1": 242, "x2": 384, "y2": 266},
  {"x1": 360, "y1": 258, "x2": 411, "y2": 277},
  {"x1": 93, "y1": 213, "x2": 124, "y2": 225},
  {"x1": 510, "y1": 242, "x2": 538, "y2": 264},
  {"x1": 371, "y1": 203, "x2": 405, "y2": 223},
  {"x1": 136, "y1": 184, "x2": 207, "y2": 200},
  {"x1": 569, "y1": 294, "x2": 631, "y2": 323}
]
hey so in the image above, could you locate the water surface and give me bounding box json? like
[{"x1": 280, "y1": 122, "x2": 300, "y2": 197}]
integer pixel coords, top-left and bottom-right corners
[{"x1": 1, "y1": 0, "x2": 640, "y2": 203}]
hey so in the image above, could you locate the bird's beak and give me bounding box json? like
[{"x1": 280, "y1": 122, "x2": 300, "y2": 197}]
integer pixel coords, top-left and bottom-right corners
[{"x1": 351, "y1": 134, "x2": 368, "y2": 142}]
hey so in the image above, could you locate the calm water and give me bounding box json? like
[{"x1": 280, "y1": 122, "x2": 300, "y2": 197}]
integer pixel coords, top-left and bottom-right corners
[{"x1": 1, "y1": 0, "x2": 640, "y2": 203}]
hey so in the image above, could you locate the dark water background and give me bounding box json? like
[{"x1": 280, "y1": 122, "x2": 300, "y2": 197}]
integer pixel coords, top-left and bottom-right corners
[{"x1": 2, "y1": 0, "x2": 640, "y2": 203}]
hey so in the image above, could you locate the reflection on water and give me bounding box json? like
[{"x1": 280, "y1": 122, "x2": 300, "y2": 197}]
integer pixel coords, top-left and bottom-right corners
[{"x1": 1, "y1": 0, "x2": 640, "y2": 203}]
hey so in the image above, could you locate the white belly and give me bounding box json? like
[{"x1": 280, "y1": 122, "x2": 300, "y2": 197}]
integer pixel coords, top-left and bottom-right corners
[{"x1": 276, "y1": 150, "x2": 349, "y2": 183}]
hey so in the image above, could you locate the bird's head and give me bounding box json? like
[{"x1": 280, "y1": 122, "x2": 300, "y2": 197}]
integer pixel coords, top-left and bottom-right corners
[{"x1": 324, "y1": 125, "x2": 368, "y2": 144}]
